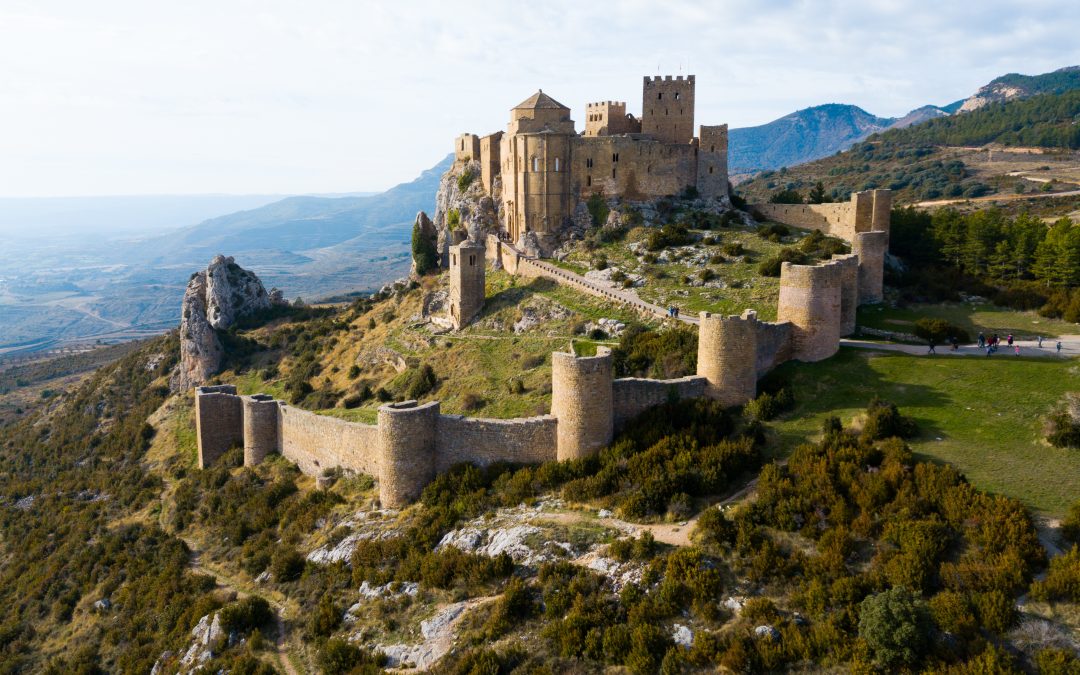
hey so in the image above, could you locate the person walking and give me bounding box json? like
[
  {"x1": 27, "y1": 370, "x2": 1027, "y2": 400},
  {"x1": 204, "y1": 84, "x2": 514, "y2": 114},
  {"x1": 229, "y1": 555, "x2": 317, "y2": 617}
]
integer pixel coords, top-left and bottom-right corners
[
  {"x1": 1057, "y1": 341, "x2": 1063, "y2": 355},
  {"x1": 978, "y1": 333, "x2": 986, "y2": 349},
  {"x1": 1014, "y1": 344, "x2": 1021, "y2": 357},
  {"x1": 928, "y1": 339, "x2": 937, "y2": 354},
  {"x1": 1038, "y1": 335, "x2": 1044, "y2": 348},
  {"x1": 986, "y1": 345, "x2": 992, "y2": 357},
  {"x1": 951, "y1": 336, "x2": 959, "y2": 351},
  {"x1": 1007, "y1": 334, "x2": 1014, "y2": 346}
]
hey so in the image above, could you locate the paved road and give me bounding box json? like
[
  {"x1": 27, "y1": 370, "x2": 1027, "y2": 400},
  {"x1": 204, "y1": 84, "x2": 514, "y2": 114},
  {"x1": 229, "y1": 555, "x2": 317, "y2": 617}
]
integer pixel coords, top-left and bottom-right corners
[{"x1": 842, "y1": 335, "x2": 1080, "y2": 358}]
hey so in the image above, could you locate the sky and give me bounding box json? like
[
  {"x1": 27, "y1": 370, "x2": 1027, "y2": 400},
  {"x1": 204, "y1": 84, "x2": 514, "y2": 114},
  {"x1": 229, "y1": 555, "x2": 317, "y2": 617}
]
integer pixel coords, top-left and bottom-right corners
[{"x1": 1, "y1": 0, "x2": 1078, "y2": 197}]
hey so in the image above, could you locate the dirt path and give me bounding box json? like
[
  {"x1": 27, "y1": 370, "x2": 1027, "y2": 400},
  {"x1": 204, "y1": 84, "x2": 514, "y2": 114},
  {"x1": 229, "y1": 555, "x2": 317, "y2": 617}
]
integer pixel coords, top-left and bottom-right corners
[
  {"x1": 915, "y1": 188, "x2": 1080, "y2": 208},
  {"x1": 183, "y1": 538, "x2": 302, "y2": 674},
  {"x1": 841, "y1": 335, "x2": 1080, "y2": 358}
]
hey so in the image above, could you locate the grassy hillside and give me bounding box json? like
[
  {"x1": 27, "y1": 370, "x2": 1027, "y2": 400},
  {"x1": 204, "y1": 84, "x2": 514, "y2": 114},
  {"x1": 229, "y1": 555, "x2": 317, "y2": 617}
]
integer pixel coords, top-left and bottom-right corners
[{"x1": 736, "y1": 90, "x2": 1080, "y2": 205}]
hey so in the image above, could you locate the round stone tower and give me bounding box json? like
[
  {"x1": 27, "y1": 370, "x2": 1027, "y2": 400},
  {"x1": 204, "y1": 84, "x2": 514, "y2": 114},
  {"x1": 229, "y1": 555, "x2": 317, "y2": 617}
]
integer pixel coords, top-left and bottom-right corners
[
  {"x1": 853, "y1": 231, "x2": 889, "y2": 304},
  {"x1": 696, "y1": 310, "x2": 758, "y2": 406},
  {"x1": 242, "y1": 394, "x2": 279, "y2": 466},
  {"x1": 551, "y1": 347, "x2": 613, "y2": 461},
  {"x1": 377, "y1": 400, "x2": 440, "y2": 507},
  {"x1": 871, "y1": 189, "x2": 892, "y2": 234},
  {"x1": 777, "y1": 262, "x2": 843, "y2": 362},
  {"x1": 834, "y1": 254, "x2": 860, "y2": 337}
]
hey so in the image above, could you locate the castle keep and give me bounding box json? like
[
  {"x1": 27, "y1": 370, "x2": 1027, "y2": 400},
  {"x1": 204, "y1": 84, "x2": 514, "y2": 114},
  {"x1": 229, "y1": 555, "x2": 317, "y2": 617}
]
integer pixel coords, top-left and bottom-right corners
[
  {"x1": 197, "y1": 189, "x2": 891, "y2": 507},
  {"x1": 455, "y1": 75, "x2": 729, "y2": 254}
]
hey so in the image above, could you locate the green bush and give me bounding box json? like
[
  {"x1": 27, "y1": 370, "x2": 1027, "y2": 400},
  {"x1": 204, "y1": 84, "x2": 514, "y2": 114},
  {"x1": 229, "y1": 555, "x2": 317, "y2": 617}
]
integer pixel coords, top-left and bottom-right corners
[
  {"x1": 913, "y1": 317, "x2": 970, "y2": 344},
  {"x1": 757, "y1": 248, "x2": 806, "y2": 277},
  {"x1": 457, "y1": 169, "x2": 475, "y2": 193},
  {"x1": 587, "y1": 193, "x2": 610, "y2": 226},
  {"x1": 857, "y1": 587, "x2": 932, "y2": 668},
  {"x1": 1030, "y1": 545, "x2": 1080, "y2": 602},
  {"x1": 646, "y1": 223, "x2": 694, "y2": 251},
  {"x1": 270, "y1": 547, "x2": 305, "y2": 582},
  {"x1": 769, "y1": 189, "x2": 803, "y2": 204}
]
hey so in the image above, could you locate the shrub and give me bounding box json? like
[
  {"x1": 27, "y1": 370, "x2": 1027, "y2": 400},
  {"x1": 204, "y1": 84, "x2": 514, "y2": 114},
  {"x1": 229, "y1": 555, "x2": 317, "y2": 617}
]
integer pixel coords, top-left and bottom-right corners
[
  {"x1": 1062, "y1": 501, "x2": 1080, "y2": 546},
  {"x1": 1030, "y1": 546, "x2": 1080, "y2": 602},
  {"x1": 457, "y1": 169, "x2": 475, "y2": 193},
  {"x1": 708, "y1": 254, "x2": 725, "y2": 265},
  {"x1": 722, "y1": 242, "x2": 744, "y2": 256},
  {"x1": 587, "y1": 193, "x2": 610, "y2": 226},
  {"x1": 861, "y1": 397, "x2": 918, "y2": 440},
  {"x1": 757, "y1": 248, "x2": 806, "y2": 277},
  {"x1": 402, "y1": 364, "x2": 438, "y2": 399},
  {"x1": 857, "y1": 587, "x2": 932, "y2": 668},
  {"x1": 347, "y1": 364, "x2": 361, "y2": 378},
  {"x1": 318, "y1": 638, "x2": 384, "y2": 675},
  {"x1": 460, "y1": 392, "x2": 485, "y2": 411},
  {"x1": 270, "y1": 547, "x2": 305, "y2": 582},
  {"x1": 308, "y1": 594, "x2": 341, "y2": 638},
  {"x1": 218, "y1": 596, "x2": 273, "y2": 635},
  {"x1": 769, "y1": 189, "x2": 803, "y2": 204},
  {"x1": 755, "y1": 223, "x2": 790, "y2": 239},
  {"x1": 1047, "y1": 412, "x2": 1080, "y2": 449},
  {"x1": 646, "y1": 223, "x2": 693, "y2": 251},
  {"x1": 698, "y1": 268, "x2": 716, "y2": 282},
  {"x1": 693, "y1": 508, "x2": 736, "y2": 548},
  {"x1": 913, "y1": 317, "x2": 970, "y2": 344}
]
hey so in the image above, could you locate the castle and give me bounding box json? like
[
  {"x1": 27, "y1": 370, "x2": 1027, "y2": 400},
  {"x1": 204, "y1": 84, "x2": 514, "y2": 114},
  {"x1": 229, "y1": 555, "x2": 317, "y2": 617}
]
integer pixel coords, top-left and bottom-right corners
[
  {"x1": 454, "y1": 75, "x2": 729, "y2": 255},
  {"x1": 197, "y1": 189, "x2": 892, "y2": 507}
]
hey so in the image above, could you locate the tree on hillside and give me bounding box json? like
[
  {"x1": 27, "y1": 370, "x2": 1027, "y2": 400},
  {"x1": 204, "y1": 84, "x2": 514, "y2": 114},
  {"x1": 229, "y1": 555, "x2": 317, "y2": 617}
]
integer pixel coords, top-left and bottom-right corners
[
  {"x1": 807, "y1": 181, "x2": 832, "y2": 204},
  {"x1": 412, "y1": 221, "x2": 438, "y2": 275},
  {"x1": 858, "y1": 587, "x2": 932, "y2": 668},
  {"x1": 769, "y1": 189, "x2": 803, "y2": 204}
]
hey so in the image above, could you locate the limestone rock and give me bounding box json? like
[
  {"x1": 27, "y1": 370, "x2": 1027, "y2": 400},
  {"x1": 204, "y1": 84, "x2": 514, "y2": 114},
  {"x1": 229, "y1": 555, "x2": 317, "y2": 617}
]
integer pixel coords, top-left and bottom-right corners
[
  {"x1": 171, "y1": 255, "x2": 273, "y2": 391},
  {"x1": 432, "y1": 160, "x2": 499, "y2": 267},
  {"x1": 411, "y1": 211, "x2": 439, "y2": 277},
  {"x1": 672, "y1": 623, "x2": 694, "y2": 647}
]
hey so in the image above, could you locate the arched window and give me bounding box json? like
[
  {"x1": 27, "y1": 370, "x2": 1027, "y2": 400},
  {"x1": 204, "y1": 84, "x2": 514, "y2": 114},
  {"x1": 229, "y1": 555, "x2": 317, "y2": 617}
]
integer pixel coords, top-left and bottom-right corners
[{"x1": 675, "y1": 92, "x2": 681, "y2": 100}]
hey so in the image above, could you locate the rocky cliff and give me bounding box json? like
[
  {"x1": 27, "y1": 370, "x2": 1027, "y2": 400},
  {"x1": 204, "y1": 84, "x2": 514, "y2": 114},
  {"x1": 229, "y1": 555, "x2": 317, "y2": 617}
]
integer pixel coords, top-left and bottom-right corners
[
  {"x1": 172, "y1": 255, "x2": 280, "y2": 390},
  {"x1": 424, "y1": 159, "x2": 500, "y2": 268}
]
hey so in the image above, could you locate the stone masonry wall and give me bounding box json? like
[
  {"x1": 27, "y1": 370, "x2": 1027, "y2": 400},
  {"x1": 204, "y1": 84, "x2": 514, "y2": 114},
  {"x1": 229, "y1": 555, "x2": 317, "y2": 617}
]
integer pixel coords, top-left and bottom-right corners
[
  {"x1": 750, "y1": 202, "x2": 856, "y2": 240},
  {"x1": 612, "y1": 376, "x2": 706, "y2": 429},
  {"x1": 753, "y1": 321, "x2": 795, "y2": 376},
  {"x1": 551, "y1": 348, "x2": 614, "y2": 461},
  {"x1": 278, "y1": 404, "x2": 381, "y2": 478},
  {"x1": 242, "y1": 394, "x2": 279, "y2": 466},
  {"x1": 777, "y1": 260, "x2": 843, "y2": 362},
  {"x1": 435, "y1": 414, "x2": 558, "y2": 472},
  {"x1": 195, "y1": 385, "x2": 243, "y2": 469}
]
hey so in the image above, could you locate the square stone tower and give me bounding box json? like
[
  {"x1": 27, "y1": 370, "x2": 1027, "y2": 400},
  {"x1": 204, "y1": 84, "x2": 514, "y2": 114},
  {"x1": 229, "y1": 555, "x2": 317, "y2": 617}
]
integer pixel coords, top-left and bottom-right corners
[
  {"x1": 641, "y1": 75, "x2": 695, "y2": 145},
  {"x1": 449, "y1": 239, "x2": 486, "y2": 330}
]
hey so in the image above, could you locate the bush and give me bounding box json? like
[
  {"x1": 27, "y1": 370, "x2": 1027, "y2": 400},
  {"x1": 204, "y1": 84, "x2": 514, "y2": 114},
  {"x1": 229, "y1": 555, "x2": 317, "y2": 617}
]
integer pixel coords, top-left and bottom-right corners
[
  {"x1": 270, "y1": 547, "x2": 305, "y2": 582},
  {"x1": 769, "y1": 189, "x2": 803, "y2": 204},
  {"x1": 457, "y1": 169, "x2": 475, "y2": 193},
  {"x1": 1047, "y1": 412, "x2": 1080, "y2": 449},
  {"x1": 858, "y1": 587, "x2": 932, "y2": 668},
  {"x1": 646, "y1": 223, "x2": 694, "y2": 251},
  {"x1": 722, "y1": 242, "x2": 744, "y2": 256},
  {"x1": 347, "y1": 364, "x2": 361, "y2": 378},
  {"x1": 913, "y1": 318, "x2": 970, "y2": 344},
  {"x1": 757, "y1": 248, "x2": 806, "y2": 277},
  {"x1": 756, "y1": 223, "x2": 790, "y2": 239},
  {"x1": 1061, "y1": 501, "x2": 1080, "y2": 546},
  {"x1": 218, "y1": 596, "x2": 273, "y2": 635},
  {"x1": 318, "y1": 638, "x2": 384, "y2": 675},
  {"x1": 587, "y1": 193, "x2": 610, "y2": 226},
  {"x1": 862, "y1": 397, "x2": 918, "y2": 441},
  {"x1": 1030, "y1": 546, "x2": 1080, "y2": 602},
  {"x1": 402, "y1": 364, "x2": 438, "y2": 399}
]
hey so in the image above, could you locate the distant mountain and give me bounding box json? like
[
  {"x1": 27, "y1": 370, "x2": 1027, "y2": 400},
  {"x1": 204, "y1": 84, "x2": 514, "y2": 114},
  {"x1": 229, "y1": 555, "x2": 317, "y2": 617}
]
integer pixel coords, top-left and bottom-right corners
[
  {"x1": 729, "y1": 104, "x2": 896, "y2": 173},
  {"x1": 143, "y1": 155, "x2": 451, "y2": 264},
  {"x1": 957, "y1": 65, "x2": 1080, "y2": 113},
  {"x1": 886, "y1": 105, "x2": 950, "y2": 131}
]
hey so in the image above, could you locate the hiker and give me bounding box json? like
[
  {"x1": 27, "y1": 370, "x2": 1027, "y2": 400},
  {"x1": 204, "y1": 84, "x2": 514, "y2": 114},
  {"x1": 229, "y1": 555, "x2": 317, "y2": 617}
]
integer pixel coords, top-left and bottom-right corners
[
  {"x1": 1057, "y1": 341, "x2": 1063, "y2": 355},
  {"x1": 1007, "y1": 334, "x2": 1014, "y2": 346},
  {"x1": 986, "y1": 345, "x2": 992, "y2": 357},
  {"x1": 950, "y1": 336, "x2": 959, "y2": 351},
  {"x1": 978, "y1": 333, "x2": 986, "y2": 348},
  {"x1": 1038, "y1": 335, "x2": 1044, "y2": 348},
  {"x1": 928, "y1": 339, "x2": 937, "y2": 354},
  {"x1": 1014, "y1": 344, "x2": 1020, "y2": 356}
]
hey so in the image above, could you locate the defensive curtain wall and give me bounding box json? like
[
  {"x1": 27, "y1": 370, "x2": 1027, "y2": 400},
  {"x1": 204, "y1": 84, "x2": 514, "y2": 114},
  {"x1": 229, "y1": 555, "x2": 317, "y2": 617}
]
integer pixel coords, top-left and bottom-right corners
[{"x1": 197, "y1": 190, "x2": 890, "y2": 506}]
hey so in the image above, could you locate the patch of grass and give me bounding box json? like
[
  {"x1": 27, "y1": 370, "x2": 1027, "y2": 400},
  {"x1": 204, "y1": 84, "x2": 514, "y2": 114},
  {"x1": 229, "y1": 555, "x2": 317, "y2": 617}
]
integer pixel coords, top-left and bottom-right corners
[
  {"x1": 770, "y1": 347, "x2": 1080, "y2": 516},
  {"x1": 857, "y1": 302, "x2": 1077, "y2": 340}
]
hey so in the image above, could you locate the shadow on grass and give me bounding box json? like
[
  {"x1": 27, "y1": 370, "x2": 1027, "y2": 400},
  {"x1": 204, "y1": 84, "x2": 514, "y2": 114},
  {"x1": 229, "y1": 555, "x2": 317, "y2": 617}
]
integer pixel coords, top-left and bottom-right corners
[{"x1": 765, "y1": 348, "x2": 950, "y2": 459}]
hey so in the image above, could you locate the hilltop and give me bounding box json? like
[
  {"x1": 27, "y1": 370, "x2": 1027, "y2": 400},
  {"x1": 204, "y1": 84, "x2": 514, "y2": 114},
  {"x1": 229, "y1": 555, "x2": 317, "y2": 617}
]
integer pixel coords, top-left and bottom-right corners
[{"x1": 735, "y1": 89, "x2": 1080, "y2": 206}]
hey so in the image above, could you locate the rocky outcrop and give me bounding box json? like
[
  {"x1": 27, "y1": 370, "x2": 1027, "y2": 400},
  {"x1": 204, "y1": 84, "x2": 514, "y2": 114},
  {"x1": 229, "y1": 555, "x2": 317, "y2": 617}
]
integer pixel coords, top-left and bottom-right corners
[
  {"x1": 428, "y1": 159, "x2": 500, "y2": 267},
  {"x1": 411, "y1": 211, "x2": 439, "y2": 277},
  {"x1": 172, "y1": 255, "x2": 279, "y2": 391}
]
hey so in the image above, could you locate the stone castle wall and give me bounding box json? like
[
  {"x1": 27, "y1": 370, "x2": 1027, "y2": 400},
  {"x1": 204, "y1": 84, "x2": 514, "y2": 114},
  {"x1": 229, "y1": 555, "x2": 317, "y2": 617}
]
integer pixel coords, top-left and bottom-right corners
[
  {"x1": 750, "y1": 202, "x2": 858, "y2": 240},
  {"x1": 278, "y1": 404, "x2": 381, "y2": 478},
  {"x1": 612, "y1": 376, "x2": 706, "y2": 429},
  {"x1": 195, "y1": 385, "x2": 243, "y2": 468},
  {"x1": 436, "y1": 414, "x2": 557, "y2": 472},
  {"x1": 198, "y1": 195, "x2": 891, "y2": 505}
]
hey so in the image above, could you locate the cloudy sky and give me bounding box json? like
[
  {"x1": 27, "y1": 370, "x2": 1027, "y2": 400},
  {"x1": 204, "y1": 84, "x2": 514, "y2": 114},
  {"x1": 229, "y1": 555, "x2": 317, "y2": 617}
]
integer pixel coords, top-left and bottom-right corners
[{"x1": 1, "y1": 0, "x2": 1078, "y2": 197}]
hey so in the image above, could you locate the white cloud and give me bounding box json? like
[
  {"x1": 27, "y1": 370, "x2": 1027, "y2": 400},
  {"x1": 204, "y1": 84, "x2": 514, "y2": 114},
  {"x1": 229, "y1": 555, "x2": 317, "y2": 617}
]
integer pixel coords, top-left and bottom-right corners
[{"x1": 0, "y1": 0, "x2": 1077, "y2": 196}]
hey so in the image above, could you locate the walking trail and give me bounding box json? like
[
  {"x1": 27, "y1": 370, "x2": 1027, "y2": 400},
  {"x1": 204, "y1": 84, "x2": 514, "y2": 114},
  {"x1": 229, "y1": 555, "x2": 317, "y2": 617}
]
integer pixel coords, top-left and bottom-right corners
[{"x1": 841, "y1": 335, "x2": 1080, "y2": 358}]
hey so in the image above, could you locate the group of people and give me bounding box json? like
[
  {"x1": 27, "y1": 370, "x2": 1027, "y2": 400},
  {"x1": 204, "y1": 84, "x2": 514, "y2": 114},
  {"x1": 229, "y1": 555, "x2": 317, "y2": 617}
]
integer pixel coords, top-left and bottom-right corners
[
  {"x1": 927, "y1": 331, "x2": 1065, "y2": 356},
  {"x1": 666, "y1": 305, "x2": 681, "y2": 318}
]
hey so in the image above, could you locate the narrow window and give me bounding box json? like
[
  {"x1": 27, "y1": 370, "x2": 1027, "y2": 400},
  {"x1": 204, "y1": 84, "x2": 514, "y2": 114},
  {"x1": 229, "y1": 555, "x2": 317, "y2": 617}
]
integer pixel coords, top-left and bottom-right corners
[
  {"x1": 675, "y1": 92, "x2": 681, "y2": 100},
  {"x1": 452, "y1": 254, "x2": 457, "y2": 266},
  {"x1": 711, "y1": 145, "x2": 715, "y2": 152},
  {"x1": 533, "y1": 157, "x2": 539, "y2": 172},
  {"x1": 658, "y1": 92, "x2": 663, "y2": 100},
  {"x1": 709, "y1": 166, "x2": 714, "y2": 174},
  {"x1": 587, "y1": 175, "x2": 592, "y2": 186},
  {"x1": 554, "y1": 158, "x2": 560, "y2": 172},
  {"x1": 469, "y1": 254, "x2": 476, "y2": 265},
  {"x1": 612, "y1": 168, "x2": 616, "y2": 179}
]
